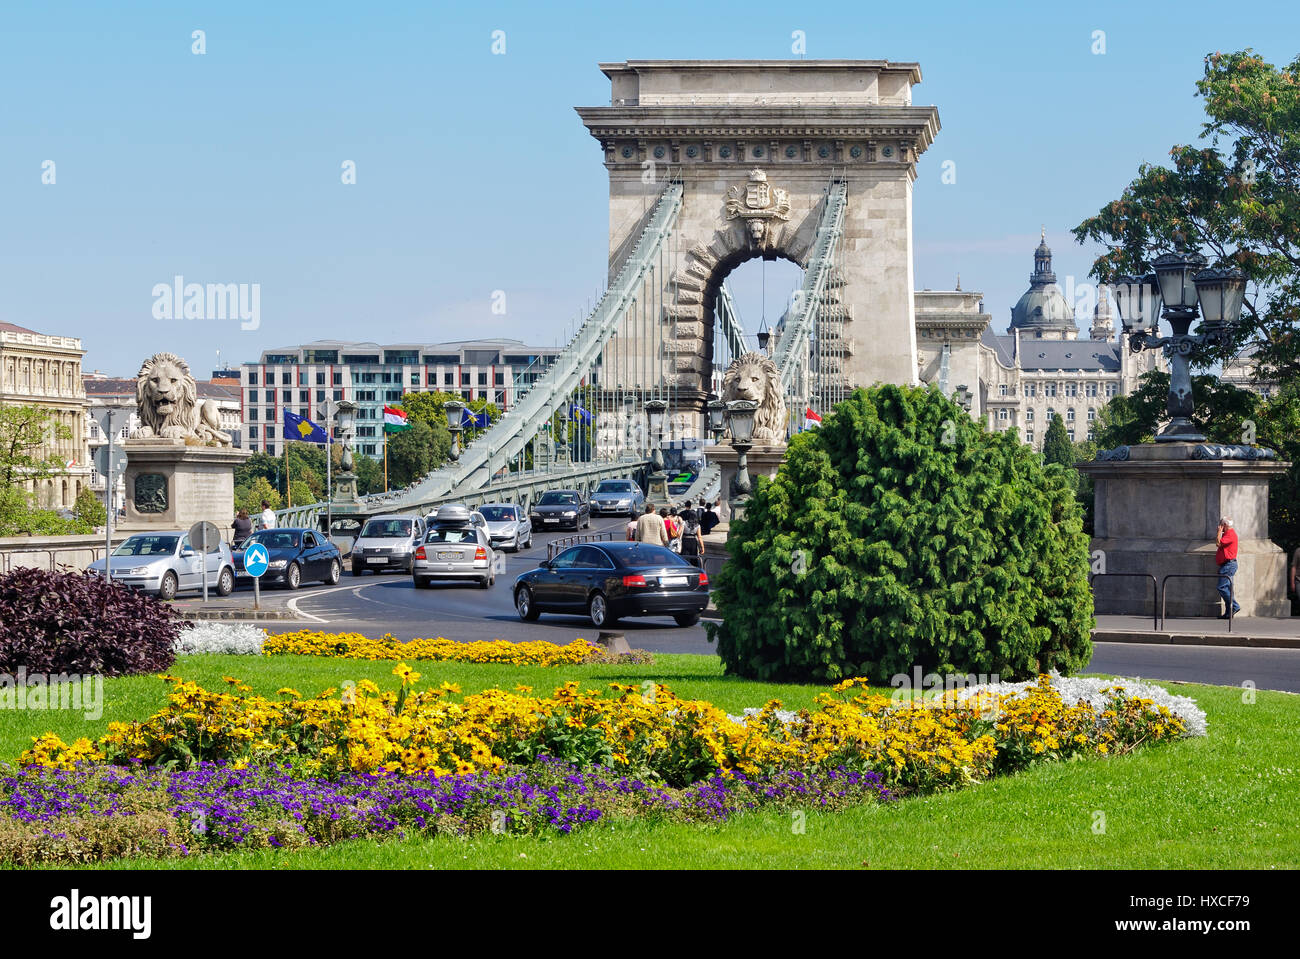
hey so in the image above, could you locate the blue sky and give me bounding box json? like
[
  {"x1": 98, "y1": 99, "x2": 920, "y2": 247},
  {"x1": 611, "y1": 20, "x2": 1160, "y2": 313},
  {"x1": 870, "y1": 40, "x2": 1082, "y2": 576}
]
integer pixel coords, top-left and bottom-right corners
[{"x1": 3, "y1": 0, "x2": 1297, "y2": 376}]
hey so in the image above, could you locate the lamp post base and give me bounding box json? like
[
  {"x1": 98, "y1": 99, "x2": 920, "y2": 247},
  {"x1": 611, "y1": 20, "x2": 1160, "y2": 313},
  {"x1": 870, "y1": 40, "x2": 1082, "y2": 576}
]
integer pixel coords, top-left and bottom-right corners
[{"x1": 1155, "y1": 418, "x2": 1207, "y2": 443}]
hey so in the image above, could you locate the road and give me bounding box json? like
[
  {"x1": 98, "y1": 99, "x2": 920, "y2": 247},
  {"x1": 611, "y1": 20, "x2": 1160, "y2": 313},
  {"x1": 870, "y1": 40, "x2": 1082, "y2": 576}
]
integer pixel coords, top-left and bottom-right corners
[{"x1": 236, "y1": 516, "x2": 1300, "y2": 693}]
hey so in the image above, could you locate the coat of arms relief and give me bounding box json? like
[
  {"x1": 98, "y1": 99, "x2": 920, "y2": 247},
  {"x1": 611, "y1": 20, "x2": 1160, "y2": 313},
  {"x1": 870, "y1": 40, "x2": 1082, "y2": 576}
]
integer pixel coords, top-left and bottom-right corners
[{"x1": 725, "y1": 169, "x2": 791, "y2": 250}]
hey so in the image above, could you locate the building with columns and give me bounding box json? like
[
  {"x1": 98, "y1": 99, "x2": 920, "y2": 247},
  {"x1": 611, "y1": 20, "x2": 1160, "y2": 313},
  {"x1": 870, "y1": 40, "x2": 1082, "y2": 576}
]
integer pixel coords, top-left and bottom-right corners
[
  {"x1": 916, "y1": 234, "x2": 1164, "y2": 450},
  {"x1": 0, "y1": 322, "x2": 92, "y2": 507}
]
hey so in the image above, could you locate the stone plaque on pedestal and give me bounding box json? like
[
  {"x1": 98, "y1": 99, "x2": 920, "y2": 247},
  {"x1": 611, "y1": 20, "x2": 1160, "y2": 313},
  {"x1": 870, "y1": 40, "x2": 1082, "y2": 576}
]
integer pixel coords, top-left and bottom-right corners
[
  {"x1": 119, "y1": 439, "x2": 252, "y2": 533},
  {"x1": 1080, "y1": 443, "x2": 1291, "y2": 618}
]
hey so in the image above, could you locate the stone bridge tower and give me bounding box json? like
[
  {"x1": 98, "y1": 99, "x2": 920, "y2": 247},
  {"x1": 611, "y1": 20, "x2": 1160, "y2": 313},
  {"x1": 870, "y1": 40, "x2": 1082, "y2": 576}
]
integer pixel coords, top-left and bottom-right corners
[{"x1": 577, "y1": 60, "x2": 940, "y2": 426}]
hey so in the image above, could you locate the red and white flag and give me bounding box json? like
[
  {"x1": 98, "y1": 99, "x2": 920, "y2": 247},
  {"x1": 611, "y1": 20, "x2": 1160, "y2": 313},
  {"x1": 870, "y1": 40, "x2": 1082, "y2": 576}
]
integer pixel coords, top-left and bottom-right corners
[{"x1": 804, "y1": 407, "x2": 822, "y2": 430}]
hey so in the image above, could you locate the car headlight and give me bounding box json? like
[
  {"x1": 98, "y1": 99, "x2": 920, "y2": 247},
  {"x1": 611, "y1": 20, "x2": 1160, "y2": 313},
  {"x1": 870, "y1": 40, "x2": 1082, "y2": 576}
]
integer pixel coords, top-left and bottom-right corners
[
  {"x1": 130, "y1": 566, "x2": 151, "y2": 575},
  {"x1": 562, "y1": 510, "x2": 576, "y2": 517},
  {"x1": 268, "y1": 560, "x2": 288, "y2": 569}
]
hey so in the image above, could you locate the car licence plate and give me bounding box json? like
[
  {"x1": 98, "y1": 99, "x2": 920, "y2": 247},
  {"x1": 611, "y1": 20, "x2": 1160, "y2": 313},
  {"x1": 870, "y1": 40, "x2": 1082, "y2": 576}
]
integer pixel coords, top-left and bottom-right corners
[
  {"x1": 437, "y1": 551, "x2": 459, "y2": 560},
  {"x1": 544, "y1": 518, "x2": 558, "y2": 524},
  {"x1": 660, "y1": 575, "x2": 687, "y2": 586},
  {"x1": 367, "y1": 557, "x2": 387, "y2": 563}
]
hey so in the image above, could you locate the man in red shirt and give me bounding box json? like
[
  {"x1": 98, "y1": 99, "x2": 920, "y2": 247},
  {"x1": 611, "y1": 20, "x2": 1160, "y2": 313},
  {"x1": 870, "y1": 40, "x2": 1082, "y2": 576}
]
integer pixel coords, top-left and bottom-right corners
[{"x1": 1215, "y1": 517, "x2": 1241, "y2": 619}]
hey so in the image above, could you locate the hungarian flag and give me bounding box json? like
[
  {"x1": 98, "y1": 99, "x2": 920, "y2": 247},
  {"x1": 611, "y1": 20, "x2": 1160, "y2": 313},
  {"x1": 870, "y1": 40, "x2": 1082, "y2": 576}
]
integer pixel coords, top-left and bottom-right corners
[
  {"x1": 383, "y1": 406, "x2": 411, "y2": 432},
  {"x1": 804, "y1": 407, "x2": 823, "y2": 430}
]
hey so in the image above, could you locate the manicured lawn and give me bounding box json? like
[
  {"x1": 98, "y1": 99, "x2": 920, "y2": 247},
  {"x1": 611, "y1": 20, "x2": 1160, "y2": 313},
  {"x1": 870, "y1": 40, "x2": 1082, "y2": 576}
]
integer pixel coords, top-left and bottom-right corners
[{"x1": 7, "y1": 654, "x2": 1299, "y2": 869}]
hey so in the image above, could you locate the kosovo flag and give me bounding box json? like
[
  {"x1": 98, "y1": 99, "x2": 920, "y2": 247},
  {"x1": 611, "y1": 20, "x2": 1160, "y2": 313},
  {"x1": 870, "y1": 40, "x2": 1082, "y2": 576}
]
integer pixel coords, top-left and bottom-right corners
[
  {"x1": 283, "y1": 409, "x2": 328, "y2": 444},
  {"x1": 461, "y1": 408, "x2": 490, "y2": 430},
  {"x1": 568, "y1": 404, "x2": 592, "y2": 424}
]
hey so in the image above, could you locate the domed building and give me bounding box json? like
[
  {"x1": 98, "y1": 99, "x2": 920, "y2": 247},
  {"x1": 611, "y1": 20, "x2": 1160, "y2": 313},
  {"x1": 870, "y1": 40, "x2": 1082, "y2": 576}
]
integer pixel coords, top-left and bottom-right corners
[
  {"x1": 914, "y1": 231, "x2": 1165, "y2": 452},
  {"x1": 1009, "y1": 230, "x2": 1078, "y2": 340}
]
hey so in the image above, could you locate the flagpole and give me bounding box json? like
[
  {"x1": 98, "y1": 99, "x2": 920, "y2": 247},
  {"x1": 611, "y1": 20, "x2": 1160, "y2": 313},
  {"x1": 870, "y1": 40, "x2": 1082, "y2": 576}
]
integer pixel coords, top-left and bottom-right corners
[
  {"x1": 284, "y1": 442, "x2": 291, "y2": 508},
  {"x1": 384, "y1": 431, "x2": 389, "y2": 492}
]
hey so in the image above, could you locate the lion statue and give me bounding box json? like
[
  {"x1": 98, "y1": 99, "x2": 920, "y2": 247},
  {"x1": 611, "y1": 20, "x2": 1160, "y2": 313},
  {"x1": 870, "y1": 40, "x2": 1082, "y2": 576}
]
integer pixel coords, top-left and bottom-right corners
[
  {"x1": 721, "y1": 351, "x2": 787, "y2": 445},
  {"x1": 133, "y1": 352, "x2": 232, "y2": 446}
]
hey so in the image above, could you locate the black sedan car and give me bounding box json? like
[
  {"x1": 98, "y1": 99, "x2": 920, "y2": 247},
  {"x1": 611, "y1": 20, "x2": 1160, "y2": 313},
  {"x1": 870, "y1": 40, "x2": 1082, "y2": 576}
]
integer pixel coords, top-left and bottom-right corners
[
  {"x1": 513, "y1": 542, "x2": 708, "y2": 628},
  {"x1": 234, "y1": 527, "x2": 342, "y2": 590},
  {"x1": 529, "y1": 489, "x2": 590, "y2": 531}
]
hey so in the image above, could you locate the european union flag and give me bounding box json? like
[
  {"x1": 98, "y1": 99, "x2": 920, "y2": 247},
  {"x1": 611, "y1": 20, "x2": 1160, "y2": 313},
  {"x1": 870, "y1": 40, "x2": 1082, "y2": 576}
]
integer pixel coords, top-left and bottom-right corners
[{"x1": 283, "y1": 409, "x2": 328, "y2": 444}]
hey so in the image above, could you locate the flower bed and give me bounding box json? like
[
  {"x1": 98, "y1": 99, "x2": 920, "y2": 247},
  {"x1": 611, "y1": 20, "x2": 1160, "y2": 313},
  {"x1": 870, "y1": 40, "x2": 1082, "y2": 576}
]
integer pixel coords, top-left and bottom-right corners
[
  {"x1": 19, "y1": 671, "x2": 1196, "y2": 794},
  {"x1": 263, "y1": 630, "x2": 649, "y2": 666},
  {"x1": 0, "y1": 759, "x2": 890, "y2": 865}
]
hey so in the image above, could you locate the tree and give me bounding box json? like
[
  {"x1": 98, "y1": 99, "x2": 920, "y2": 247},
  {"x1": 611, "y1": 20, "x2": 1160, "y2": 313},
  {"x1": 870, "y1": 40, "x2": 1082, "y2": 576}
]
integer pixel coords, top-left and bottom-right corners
[
  {"x1": 73, "y1": 486, "x2": 107, "y2": 528},
  {"x1": 289, "y1": 480, "x2": 315, "y2": 509},
  {"x1": 239, "y1": 477, "x2": 281, "y2": 516},
  {"x1": 1041, "y1": 414, "x2": 1075, "y2": 468},
  {"x1": 1073, "y1": 50, "x2": 1300, "y2": 383},
  {"x1": 1093, "y1": 372, "x2": 1262, "y2": 449},
  {"x1": 0, "y1": 405, "x2": 76, "y2": 535},
  {"x1": 385, "y1": 420, "x2": 436, "y2": 488},
  {"x1": 705, "y1": 385, "x2": 1094, "y2": 683}
]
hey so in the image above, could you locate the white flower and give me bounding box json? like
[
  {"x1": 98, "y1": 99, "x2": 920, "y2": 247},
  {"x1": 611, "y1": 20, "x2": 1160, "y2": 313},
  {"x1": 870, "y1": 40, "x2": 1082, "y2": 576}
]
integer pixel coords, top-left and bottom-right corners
[{"x1": 174, "y1": 622, "x2": 267, "y2": 655}]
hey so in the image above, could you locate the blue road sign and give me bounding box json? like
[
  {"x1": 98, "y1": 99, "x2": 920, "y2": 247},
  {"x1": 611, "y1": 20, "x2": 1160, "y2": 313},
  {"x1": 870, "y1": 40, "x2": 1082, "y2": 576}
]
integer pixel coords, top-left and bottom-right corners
[{"x1": 244, "y1": 543, "x2": 270, "y2": 578}]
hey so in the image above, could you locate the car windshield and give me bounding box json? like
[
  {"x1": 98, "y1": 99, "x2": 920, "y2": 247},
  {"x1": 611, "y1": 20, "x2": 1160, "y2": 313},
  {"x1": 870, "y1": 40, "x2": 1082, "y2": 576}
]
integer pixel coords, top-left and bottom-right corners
[
  {"x1": 538, "y1": 492, "x2": 578, "y2": 506},
  {"x1": 361, "y1": 519, "x2": 412, "y2": 538},
  {"x1": 611, "y1": 544, "x2": 690, "y2": 568},
  {"x1": 426, "y1": 527, "x2": 477, "y2": 544},
  {"x1": 596, "y1": 481, "x2": 635, "y2": 493},
  {"x1": 112, "y1": 535, "x2": 178, "y2": 557},
  {"x1": 478, "y1": 507, "x2": 515, "y2": 522},
  {"x1": 247, "y1": 531, "x2": 299, "y2": 550}
]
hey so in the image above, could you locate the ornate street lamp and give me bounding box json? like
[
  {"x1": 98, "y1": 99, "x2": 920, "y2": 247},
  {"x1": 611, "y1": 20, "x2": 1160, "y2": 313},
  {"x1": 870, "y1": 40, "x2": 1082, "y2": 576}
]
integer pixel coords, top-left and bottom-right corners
[
  {"x1": 707, "y1": 395, "x2": 727, "y2": 440},
  {"x1": 1109, "y1": 242, "x2": 1245, "y2": 442},
  {"x1": 443, "y1": 400, "x2": 466, "y2": 461},
  {"x1": 726, "y1": 398, "x2": 758, "y2": 518},
  {"x1": 757, "y1": 319, "x2": 771, "y2": 354},
  {"x1": 644, "y1": 398, "x2": 669, "y2": 502}
]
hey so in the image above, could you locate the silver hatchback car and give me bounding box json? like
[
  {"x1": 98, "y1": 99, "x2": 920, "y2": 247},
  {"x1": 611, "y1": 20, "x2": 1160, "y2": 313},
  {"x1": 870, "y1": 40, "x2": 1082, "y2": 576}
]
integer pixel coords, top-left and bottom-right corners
[
  {"x1": 87, "y1": 530, "x2": 235, "y2": 601},
  {"x1": 477, "y1": 502, "x2": 532, "y2": 552}
]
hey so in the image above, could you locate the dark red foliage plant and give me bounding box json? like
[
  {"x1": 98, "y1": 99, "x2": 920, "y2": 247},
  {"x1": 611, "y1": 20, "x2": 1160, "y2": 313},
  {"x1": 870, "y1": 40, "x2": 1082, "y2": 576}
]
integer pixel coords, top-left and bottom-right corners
[{"x1": 0, "y1": 568, "x2": 181, "y2": 677}]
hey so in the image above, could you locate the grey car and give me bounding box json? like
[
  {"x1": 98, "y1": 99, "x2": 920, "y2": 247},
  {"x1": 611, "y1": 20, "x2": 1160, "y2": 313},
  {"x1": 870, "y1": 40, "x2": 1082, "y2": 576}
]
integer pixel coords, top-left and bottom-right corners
[
  {"x1": 87, "y1": 530, "x2": 235, "y2": 601},
  {"x1": 412, "y1": 518, "x2": 496, "y2": 589},
  {"x1": 351, "y1": 514, "x2": 427, "y2": 575},
  {"x1": 589, "y1": 479, "x2": 645, "y2": 517},
  {"x1": 478, "y1": 503, "x2": 532, "y2": 552}
]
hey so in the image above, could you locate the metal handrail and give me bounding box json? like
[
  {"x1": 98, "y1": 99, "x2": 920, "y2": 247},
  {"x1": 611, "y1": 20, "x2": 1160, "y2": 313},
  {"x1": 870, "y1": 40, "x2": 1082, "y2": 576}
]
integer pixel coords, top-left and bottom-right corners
[
  {"x1": 1089, "y1": 573, "x2": 1159, "y2": 631},
  {"x1": 1160, "y1": 573, "x2": 1234, "y2": 632},
  {"x1": 547, "y1": 530, "x2": 616, "y2": 562}
]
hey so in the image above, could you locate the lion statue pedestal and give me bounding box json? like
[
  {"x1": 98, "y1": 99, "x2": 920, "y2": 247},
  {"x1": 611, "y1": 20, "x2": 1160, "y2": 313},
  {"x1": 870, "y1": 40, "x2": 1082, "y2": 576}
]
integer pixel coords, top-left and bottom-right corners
[{"x1": 119, "y1": 353, "x2": 251, "y2": 533}]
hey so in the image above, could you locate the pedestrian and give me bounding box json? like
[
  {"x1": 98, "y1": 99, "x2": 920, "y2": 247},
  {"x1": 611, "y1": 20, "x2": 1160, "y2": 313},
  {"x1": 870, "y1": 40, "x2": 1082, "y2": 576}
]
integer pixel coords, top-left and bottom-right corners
[
  {"x1": 1215, "y1": 516, "x2": 1241, "y2": 619},
  {"x1": 232, "y1": 509, "x2": 253, "y2": 547},
  {"x1": 260, "y1": 500, "x2": 277, "y2": 531},
  {"x1": 635, "y1": 504, "x2": 669, "y2": 546},
  {"x1": 700, "y1": 500, "x2": 720, "y2": 535},
  {"x1": 665, "y1": 507, "x2": 682, "y2": 552},
  {"x1": 680, "y1": 508, "x2": 704, "y2": 569},
  {"x1": 626, "y1": 509, "x2": 639, "y2": 542}
]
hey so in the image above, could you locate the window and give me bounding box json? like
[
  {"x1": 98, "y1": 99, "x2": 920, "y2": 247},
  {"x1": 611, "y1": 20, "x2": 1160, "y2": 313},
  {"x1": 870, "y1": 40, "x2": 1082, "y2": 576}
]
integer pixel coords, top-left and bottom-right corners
[
  {"x1": 1087, "y1": 429, "x2": 1095, "y2": 441},
  {"x1": 410, "y1": 374, "x2": 421, "y2": 386},
  {"x1": 1106, "y1": 383, "x2": 1118, "y2": 397},
  {"x1": 281, "y1": 390, "x2": 292, "y2": 402},
  {"x1": 1086, "y1": 382, "x2": 1098, "y2": 397},
  {"x1": 1065, "y1": 383, "x2": 1077, "y2": 397},
  {"x1": 1024, "y1": 384, "x2": 1036, "y2": 397},
  {"x1": 443, "y1": 372, "x2": 454, "y2": 385},
  {"x1": 316, "y1": 372, "x2": 325, "y2": 385},
  {"x1": 333, "y1": 372, "x2": 343, "y2": 385},
  {"x1": 1045, "y1": 383, "x2": 1058, "y2": 397},
  {"x1": 247, "y1": 390, "x2": 258, "y2": 403},
  {"x1": 1067, "y1": 409, "x2": 1075, "y2": 421},
  {"x1": 267, "y1": 444, "x2": 277, "y2": 456},
  {"x1": 998, "y1": 409, "x2": 1009, "y2": 421},
  {"x1": 247, "y1": 425, "x2": 258, "y2": 438},
  {"x1": 298, "y1": 372, "x2": 307, "y2": 386},
  {"x1": 333, "y1": 390, "x2": 343, "y2": 401},
  {"x1": 477, "y1": 372, "x2": 488, "y2": 386},
  {"x1": 249, "y1": 408, "x2": 258, "y2": 421},
  {"x1": 266, "y1": 426, "x2": 277, "y2": 439},
  {"x1": 316, "y1": 390, "x2": 325, "y2": 402},
  {"x1": 461, "y1": 372, "x2": 471, "y2": 385},
  {"x1": 1025, "y1": 431, "x2": 1034, "y2": 444},
  {"x1": 281, "y1": 372, "x2": 291, "y2": 385},
  {"x1": 299, "y1": 390, "x2": 309, "y2": 403},
  {"x1": 998, "y1": 384, "x2": 1008, "y2": 396},
  {"x1": 248, "y1": 372, "x2": 258, "y2": 385},
  {"x1": 494, "y1": 372, "x2": 504, "y2": 386},
  {"x1": 1026, "y1": 409, "x2": 1034, "y2": 422},
  {"x1": 462, "y1": 390, "x2": 471, "y2": 400},
  {"x1": 1087, "y1": 409, "x2": 1096, "y2": 422}
]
